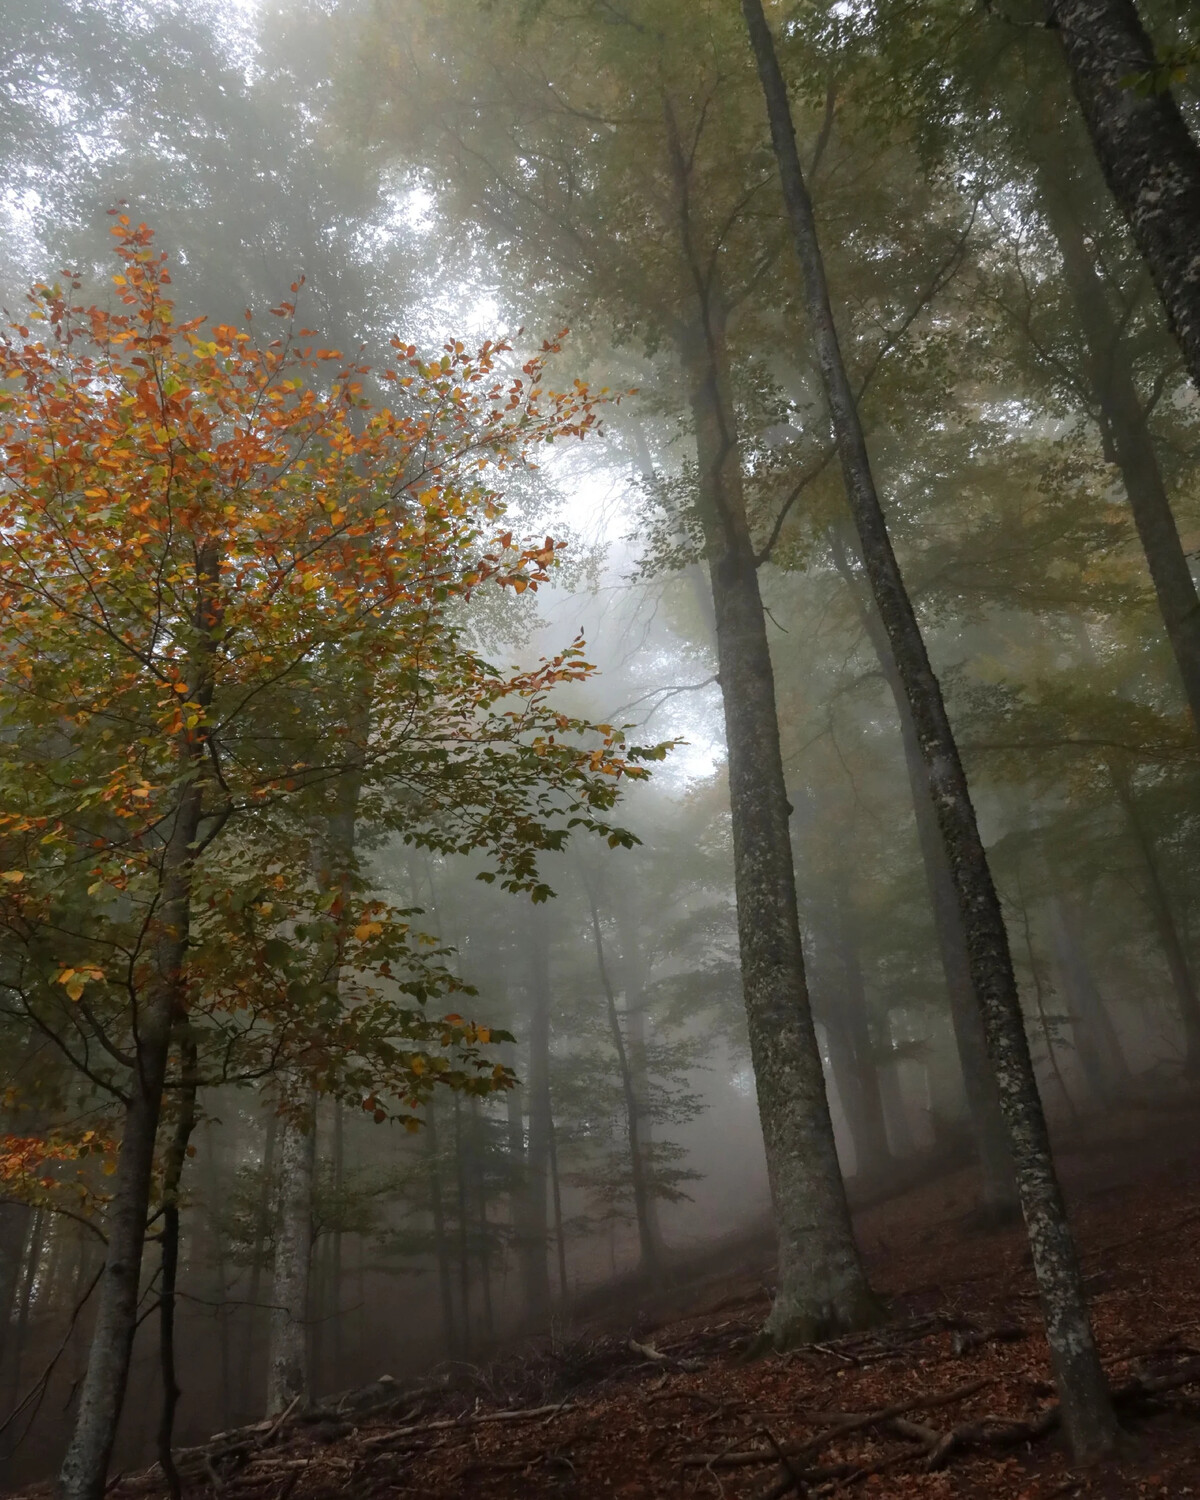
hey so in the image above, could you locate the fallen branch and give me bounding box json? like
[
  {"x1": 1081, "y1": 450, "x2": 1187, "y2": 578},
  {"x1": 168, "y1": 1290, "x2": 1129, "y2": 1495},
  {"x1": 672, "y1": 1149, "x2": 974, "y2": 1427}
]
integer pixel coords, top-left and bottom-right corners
[
  {"x1": 681, "y1": 1377, "x2": 990, "y2": 1469},
  {"x1": 360, "y1": 1400, "x2": 577, "y2": 1449},
  {"x1": 628, "y1": 1337, "x2": 704, "y2": 1373}
]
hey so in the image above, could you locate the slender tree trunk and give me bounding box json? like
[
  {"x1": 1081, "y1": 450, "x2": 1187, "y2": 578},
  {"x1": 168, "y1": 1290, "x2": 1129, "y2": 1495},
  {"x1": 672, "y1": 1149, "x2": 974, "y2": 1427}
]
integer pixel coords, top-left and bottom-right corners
[
  {"x1": 585, "y1": 887, "x2": 659, "y2": 1279},
  {"x1": 743, "y1": 0, "x2": 1117, "y2": 1456},
  {"x1": 266, "y1": 1091, "x2": 316, "y2": 1414},
  {"x1": 425, "y1": 1098, "x2": 457, "y2": 1357},
  {"x1": 547, "y1": 1110, "x2": 568, "y2": 1302},
  {"x1": 242, "y1": 1110, "x2": 278, "y2": 1421},
  {"x1": 329, "y1": 1104, "x2": 344, "y2": 1389},
  {"x1": 831, "y1": 531, "x2": 1018, "y2": 1216},
  {"x1": 1035, "y1": 159, "x2": 1200, "y2": 728},
  {"x1": 59, "y1": 542, "x2": 223, "y2": 1500},
  {"x1": 1050, "y1": 899, "x2": 1130, "y2": 1106},
  {"x1": 1110, "y1": 761, "x2": 1200, "y2": 1070},
  {"x1": 8, "y1": 1209, "x2": 44, "y2": 1421},
  {"x1": 157, "y1": 1035, "x2": 198, "y2": 1500},
  {"x1": 0, "y1": 1204, "x2": 31, "y2": 1384},
  {"x1": 199, "y1": 1126, "x2": 234, "y2": 1432},
  {"x1": 665, "y1": 100, "x2": 877, "y2": 1345},
  {"x1": 452, "y1": 1094, "x2": 471, "y2": 1354},
  {"x1": 829, "y1": 900, "x2": 893, "y2": 1178},
  {"x1": 613, "y1": 891, "x2": 666, "y2": 1264},
  {"x1": 516, "y1": 913, "x2": 552, "y2": 1324},
  {"x1": 469, "y1": 1099, "x2": 495, "y2": 1341},
  {"x1": 269, "y1": 682, "x2": 367, "y2": 1408},
  {"x1": 1044, "y1": 0, "x2": 1200, "y2": 392}
]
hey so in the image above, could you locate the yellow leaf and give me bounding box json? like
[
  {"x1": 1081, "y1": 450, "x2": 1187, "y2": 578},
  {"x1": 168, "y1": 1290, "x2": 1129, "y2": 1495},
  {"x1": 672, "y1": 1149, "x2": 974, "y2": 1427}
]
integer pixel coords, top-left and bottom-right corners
[
  {"x1": 0, "y1": 871, "x2": 24, "y2": 884},
  {"x1": 102, "y1": 1160, "x2": 117, "y2": 1176}
]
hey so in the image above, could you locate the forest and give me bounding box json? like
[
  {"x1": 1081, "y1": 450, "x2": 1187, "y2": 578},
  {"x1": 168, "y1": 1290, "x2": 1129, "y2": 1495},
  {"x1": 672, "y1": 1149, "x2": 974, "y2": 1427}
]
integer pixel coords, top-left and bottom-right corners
[{"x1": 0, "y1": 0, "x2": 1198, "y2": 1496}]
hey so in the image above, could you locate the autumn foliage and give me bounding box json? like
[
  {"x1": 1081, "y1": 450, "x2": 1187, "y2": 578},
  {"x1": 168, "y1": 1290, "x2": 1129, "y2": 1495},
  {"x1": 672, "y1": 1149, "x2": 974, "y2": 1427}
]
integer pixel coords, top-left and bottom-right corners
[{"x1": 0, "y1": 215, "x2": 666, "y2": 1152}]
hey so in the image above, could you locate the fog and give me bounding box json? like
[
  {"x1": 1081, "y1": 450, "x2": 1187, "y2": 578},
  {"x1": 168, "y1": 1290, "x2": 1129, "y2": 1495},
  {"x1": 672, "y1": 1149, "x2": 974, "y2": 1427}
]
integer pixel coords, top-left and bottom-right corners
[{"x1": 0, "y1": 0, "x2": 1198, "y2": 1492}]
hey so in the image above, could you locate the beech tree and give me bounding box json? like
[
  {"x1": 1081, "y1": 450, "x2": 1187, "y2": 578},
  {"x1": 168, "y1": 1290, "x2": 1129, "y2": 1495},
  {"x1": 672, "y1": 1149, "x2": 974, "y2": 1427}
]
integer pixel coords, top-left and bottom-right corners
[
  {"x1": 741, "y1": 0, "x2": 1119, "y2": 1460},
  {"x1": 0, "y1": 221, "x2": 666, "y2": 1499},
  {"x1": 1045, "y1": 0, "x2": 1200, "y2": 393}
]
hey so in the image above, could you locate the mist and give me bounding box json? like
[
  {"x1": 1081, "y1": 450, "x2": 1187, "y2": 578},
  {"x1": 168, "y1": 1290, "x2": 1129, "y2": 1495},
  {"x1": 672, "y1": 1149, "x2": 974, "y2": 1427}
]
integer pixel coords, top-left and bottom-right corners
[{"x1": 1, "y1": 1, "x2": 1199, "y2": 1496}]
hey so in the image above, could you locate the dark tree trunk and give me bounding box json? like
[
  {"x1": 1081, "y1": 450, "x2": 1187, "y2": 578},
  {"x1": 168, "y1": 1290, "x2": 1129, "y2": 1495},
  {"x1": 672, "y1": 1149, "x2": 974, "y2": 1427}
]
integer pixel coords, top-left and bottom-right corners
[
  {"x1": 515, "y1": 914, "x2": 552, "y2": 1325},
  {"x1": 0, "y1": 1203, "x2": 31, "y2": 1378},
  {"x1": 743, "y1": 0, "x2": 1117, "y2": 1457},
  {"x1": 157, "y1": 1035, "x2": 199, "y2": 1500},
  {"x1": 830, "y1": 531, "x2": 1018, "y2": 1216},
  {"x1": 1035, "y1": 158, "x2": 1200, "y2": 728},
  {"x1": 1045, "y1": 0, "x2": 1200, "y2": 393},
  {"x1": 665, "y1": 97, "x2": 877, "y2": 1345},
  {"x1": 329, "y1": 1104, "x2": 344, "y2": 1388}
]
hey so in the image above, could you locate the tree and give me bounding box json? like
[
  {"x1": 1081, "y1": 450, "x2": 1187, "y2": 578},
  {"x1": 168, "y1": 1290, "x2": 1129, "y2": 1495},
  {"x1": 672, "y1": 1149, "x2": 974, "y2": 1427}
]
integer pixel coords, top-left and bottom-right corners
[
  {"x1": 351, "y1": 0, "x2": 880, "y2": 1345},
  {"x1": 0, "y1": 221, "x2": 665, "y2": 1498},
  {"x1": 741, "y1": 0, "x2": 1119, "y2": 1460},
  {"x1": 1045, "y1": 0, "x2": 1200, "y2": 393}
]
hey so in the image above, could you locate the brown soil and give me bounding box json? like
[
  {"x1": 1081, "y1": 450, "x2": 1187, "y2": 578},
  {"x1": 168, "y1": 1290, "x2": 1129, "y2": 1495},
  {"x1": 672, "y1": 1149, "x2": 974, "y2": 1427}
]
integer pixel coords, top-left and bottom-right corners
[{"x1": 24, "y1": 1101, "x2": 1200, "y2": 1499}]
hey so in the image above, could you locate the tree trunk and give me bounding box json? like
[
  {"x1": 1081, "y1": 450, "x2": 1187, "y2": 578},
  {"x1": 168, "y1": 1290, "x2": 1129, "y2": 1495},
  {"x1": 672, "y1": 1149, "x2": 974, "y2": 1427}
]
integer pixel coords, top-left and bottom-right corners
[
  {"x1": 829, "y1": 902, "x2": 893, "y2": 1179},
  {"x1": 266, "y1": 1091, "x2": 316, "y2": 1414},
  {"x1": 425, "y1": 1097, "x2": 457, "y2": 1356},
  {"x1": 831, "y1": 530, "x2": 1018, "y2": 1216},
  {"x1": 515, "y1": 913, "x2": 552, "y2": 1325},
  {"x1": 1034, "y1": 157, "x2": 1200, "y2": 729},
  {"x1": 329, "y1": 1104, "x2": 344, "y2": 1389},
  {"x1": 547, "y1": 1108, "x2": 568, "y2": 1302},
  {"x1": 1050, "y1": 898, "x2": 1130, "y2": 1106},
  {"x1": 743, "y1": 0, "x2": 1117, "y2": 1457},
  {"x1": 452, "y1": 1093, "x2": 471, "y2": 1354},
  {"x1": 0, "y1": 1203, "x2": 31, "y2": 1380},
  {"x1": 156, "y1": 1034, "x2": 198, "y2": 1500},
  {"x1": 1045, "y1": 0, "x2": 1200, "y2": 393},
  {"x1": 613, "y1": 890, "x2": 666, "y2": 1265},
  {"x1": 1110, "y1": 761, "x2": 1200, "y2": 1070},
  {"x1": 585, "y1": 886, "x2": 659, "y2": 1279},
  {"x1": 664, "y1": 97, "x2": 877, "y2": 1346},
  {"x1": 242, "y1": 1109, "x2": 278, "y2": 1421}
]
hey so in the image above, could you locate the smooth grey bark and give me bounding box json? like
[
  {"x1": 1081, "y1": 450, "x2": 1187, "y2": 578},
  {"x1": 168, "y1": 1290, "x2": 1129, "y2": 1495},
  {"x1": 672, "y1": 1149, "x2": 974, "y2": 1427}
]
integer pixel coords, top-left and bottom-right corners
[
  {"x1": 1045, "y1": 0, "x2": 1200, "y2": 393},
  {"x1": 743, "y1": 0, "x2": 1117, "y2": 1457},
  {"x1": 156, "y1": 1033, "x2": 198, "y2": 1500},
  {"x1": 268, "y1": 685, "x2": 367, "y2": 1407},
  {"x1": 831, "y1": 531, "x2": 1018, "y2": 1216},
  {"x1": 60, "y1": 544, "x2": 221, "y2": 1500},
  {"x1": 266, "y1": 1090, "x2": 317, "y2": 1414},
  {"x1": 1034, "y1": 158, "x2": 1200, "y2": 729},
  {"x1": 669, "y1": 278, "x2": 877, "y2": 1343},
  {"x1": 515, "y1": 914, "x2": 552, "y2": 1325},
  {"x1": 1050, "y1": 899, "x2": 1131, "y2": 1106}
]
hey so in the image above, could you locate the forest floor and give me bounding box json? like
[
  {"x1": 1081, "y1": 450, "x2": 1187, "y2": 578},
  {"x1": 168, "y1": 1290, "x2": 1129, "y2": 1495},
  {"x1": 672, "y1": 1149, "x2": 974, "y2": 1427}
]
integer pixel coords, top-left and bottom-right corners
[{"x1": 26, "y1": 1098, "x2": 1200, "y2": 1500}]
